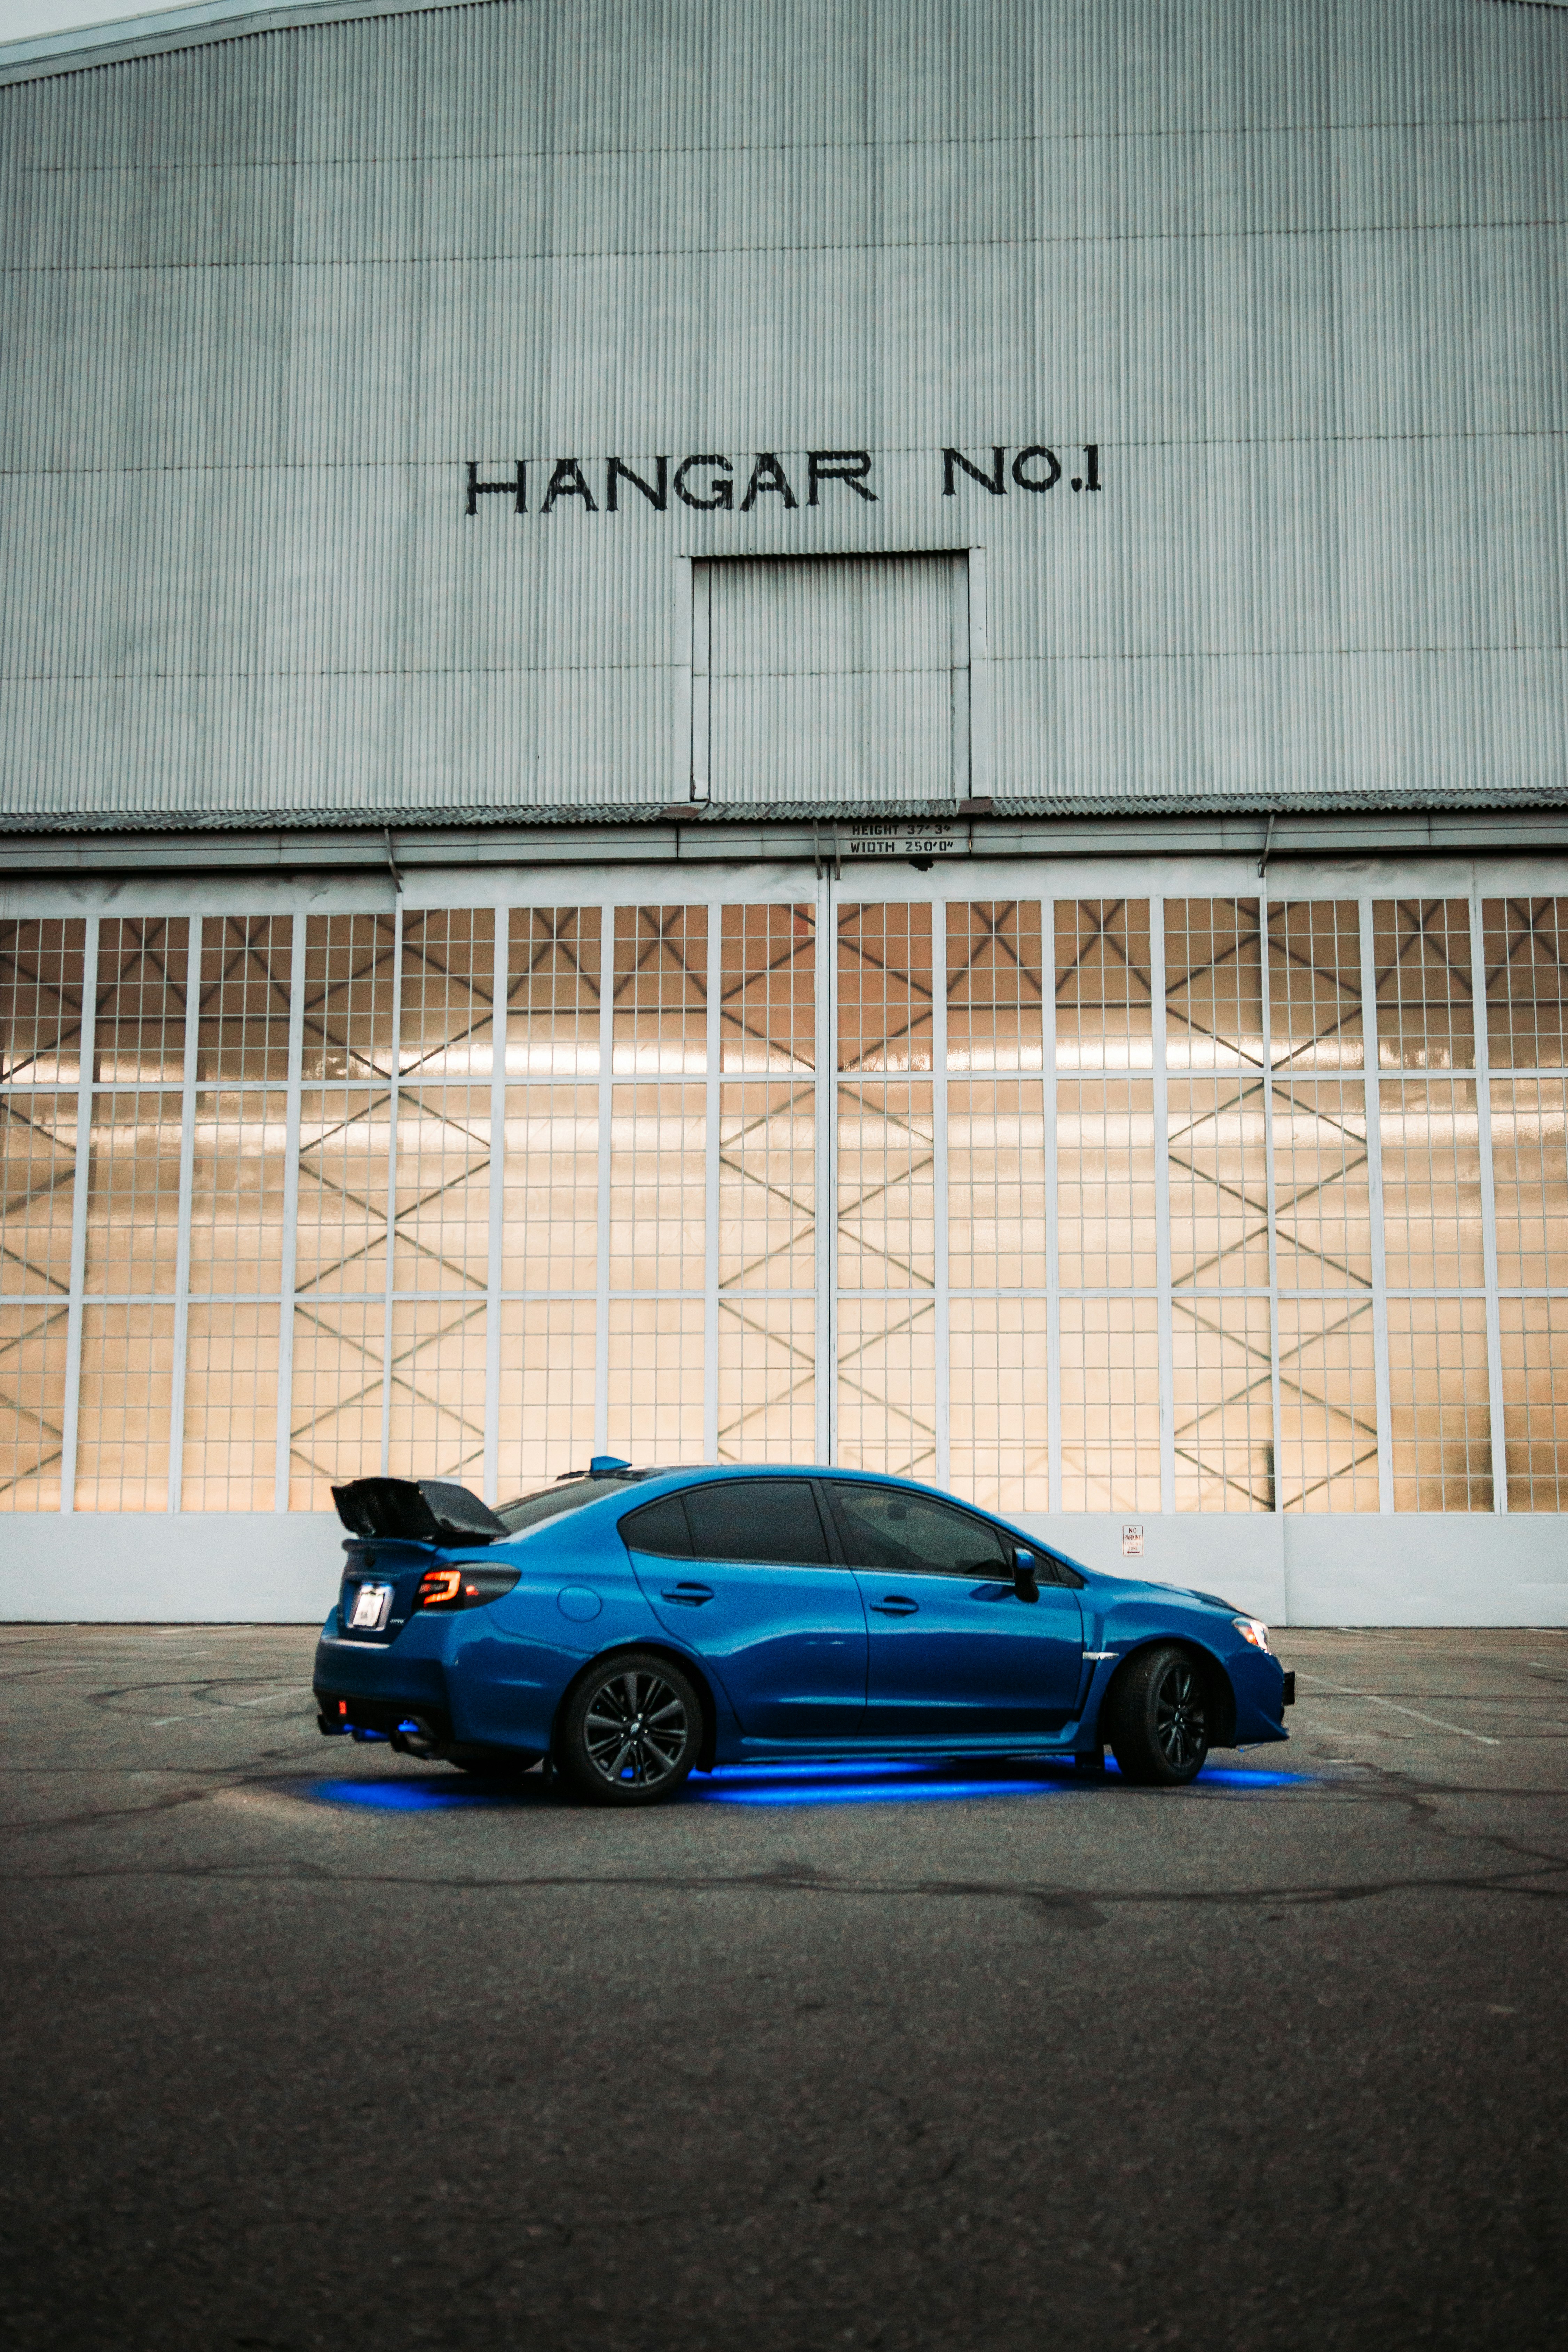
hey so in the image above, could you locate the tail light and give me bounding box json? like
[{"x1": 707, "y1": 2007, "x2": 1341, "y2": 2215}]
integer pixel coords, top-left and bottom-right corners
[{"x1": 415, "y1": 1563, "x2": 520, "y2": 1613}]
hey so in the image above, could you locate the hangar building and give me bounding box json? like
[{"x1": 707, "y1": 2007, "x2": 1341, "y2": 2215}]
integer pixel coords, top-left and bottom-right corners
[{"x1": 1, "y1": 0, "x2": 1566, "y2": 1624}]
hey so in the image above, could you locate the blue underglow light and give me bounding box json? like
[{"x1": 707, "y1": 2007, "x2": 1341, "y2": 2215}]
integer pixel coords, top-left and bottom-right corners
[
  {"x1": 302, "y1": 1755, "x2": 1310, "y2": 1815},
  {"x1": 306, "y1": 1778, "x2": 516, "y2": 1811}
]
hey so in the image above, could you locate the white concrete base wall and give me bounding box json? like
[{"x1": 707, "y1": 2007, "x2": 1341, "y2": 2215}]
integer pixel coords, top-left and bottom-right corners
[
  {"x1": 0, "y1": 1511, "x2": 1564, "y2": 1627},
  {"x1": 1021, "y1": 1515, "x2": 1568, "y2": 1628}
]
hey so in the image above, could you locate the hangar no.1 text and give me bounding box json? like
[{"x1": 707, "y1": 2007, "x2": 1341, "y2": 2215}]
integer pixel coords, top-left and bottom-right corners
[{"x1": 464, "y1": 444, "x2": 1105, "y2": 515}]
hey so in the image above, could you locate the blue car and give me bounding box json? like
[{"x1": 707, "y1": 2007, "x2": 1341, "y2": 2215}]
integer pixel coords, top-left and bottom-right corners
[{"x1": 313, "y1": 1462, "x2": 1293, "y2": 1804}]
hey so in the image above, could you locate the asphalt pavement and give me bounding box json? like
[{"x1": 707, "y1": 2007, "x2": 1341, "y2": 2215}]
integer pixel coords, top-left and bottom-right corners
[{"x1": 1, "y1": 1622, "x2": 1564, "y2": 2351}]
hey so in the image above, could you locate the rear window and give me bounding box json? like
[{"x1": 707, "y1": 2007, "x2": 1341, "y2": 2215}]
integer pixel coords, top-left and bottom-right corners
[
  {"x1": 496, "y1": 1472, "x2": 651, "y2": 1534},
  {"x1": 683, "y1": 1479, "x2": 831, "y2": 1566}
]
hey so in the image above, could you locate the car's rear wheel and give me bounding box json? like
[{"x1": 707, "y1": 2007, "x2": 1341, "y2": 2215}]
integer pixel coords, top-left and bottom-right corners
[
  {"x1": 1105, "y1": 1644, "x2": 1211, "y2": 1786},
  {"x1": 558, "y1": 1652, "x2": 701, "y2": 1807}
]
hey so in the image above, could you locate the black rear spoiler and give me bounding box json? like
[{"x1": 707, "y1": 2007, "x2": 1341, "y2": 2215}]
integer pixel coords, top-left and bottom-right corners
[{"x1": 330, "y1": 1477, "x2": 508, "y2": 1546}]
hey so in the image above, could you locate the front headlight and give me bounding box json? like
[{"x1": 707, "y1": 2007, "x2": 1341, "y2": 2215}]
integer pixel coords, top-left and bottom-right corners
[{"x1": 1232, "y1": 1616, "x2": 1271, "y2": 1653}]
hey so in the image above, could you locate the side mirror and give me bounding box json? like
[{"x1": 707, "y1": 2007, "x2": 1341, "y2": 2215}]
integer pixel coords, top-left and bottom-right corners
[{"x1": 1013, "y1": 1549, "x2": 1040, "y2": 1605}]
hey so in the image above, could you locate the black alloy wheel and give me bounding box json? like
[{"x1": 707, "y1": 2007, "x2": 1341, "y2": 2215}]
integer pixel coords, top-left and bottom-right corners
[
  {"x1": 559, "y1": 1651, "x2": 701, "y2": 1806},
  {"x1": 1105, "y1": 1642, "x2": 1212, "y2": 1786}
]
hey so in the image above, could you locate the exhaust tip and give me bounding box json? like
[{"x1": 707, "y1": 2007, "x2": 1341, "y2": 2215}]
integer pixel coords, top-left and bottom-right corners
[{"x1": 389, "y1": 1714, "x2": 447, "y2": 1761}]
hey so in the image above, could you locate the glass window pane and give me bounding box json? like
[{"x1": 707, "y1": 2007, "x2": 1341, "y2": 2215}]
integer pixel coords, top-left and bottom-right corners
[
  {"x1": 301, "y1": 915, "x2": 396, "y2": 1082},
  {"x1": 84, "y1": 1093, "x2": 183, "y2": 1295},
  {"x1": 400, "y1": 908, "x2": 495, "y2": 1080},
  {"x1": 717, "y1": 1296, "x2": 816, "y2": 1462},
  {"x1": 76, "y1": 1302, "x2": 174, "y2": 1510},
  {"x1": 1267, "y1": 900, "x2": 1363, "y2": 1071},
  {"x1": 621, "y1": 1494, "x2": 693, "y2": 1557},
  {"x1": 1373, "y1": 900, "x2": 1475, "y2": 1070},
  {"x1": 838, "y1": 904, "x2": 932, "y2": 1075},
  {"x1": 719, "y1": 1081, "x2": 815, "y2": 1293},
  {"x1": 507, "y1": 908, "x2": 602, "y2": 1076},
  {"x1": 1055, "y1": 900, "x2": 1152, "y2": 1071},
  {"x1": 947, "y1": 1080, "x2": 1046, "y2": 1291},
  {"x1": 1490, "y1": 1078, "x2": 1568, "y2": 1289},
  {"x1": 0, "y1": 1302, "x2": 69, "y2": 1510},
  {"x1": 196, "y1": 915, "x2": 292, "y2": 1085},
  {"x1": 289, "y1": 1301, "x2": 385, "y2": 1507},
  {"x1": 613, "y1": 906, "x2": 707, "y2": 1075},
  {"x1": 607, "y1": 1296, "x2": 704, "y2": 1463},
  {"x1": 294, "y1": 1090, "x2": 392, "y2": 1296},
  {"x1": 1379, "y1": 1078, "x2": 1485, "y2": 1290},
  {"x1": 720, "y1": 904, "x2": 815, "y2": 1073},
  {"x1": 1056, "y1": 1077, "x2": 1157, "y2": 1289},
  {"x1": 501, "y1": 1085, "x2": 598, "y2": 1292},
  {"x1": 946, "y1": 902, "x2": 1043, "y2": 1072},
  {"x1": 1, "y1": 1093, "x2": 77, "y2": 1296},
  {"x1": 1387, "y1": 1297, "x2": 1492, "y2": 1511},
  {"x1": 830, "y1": 1483, "x2": 1007, "y2": 1576},
  {"x1": 1499, "y1": 1298, "x2": 1568, "y2": 1512},
  {"x1": 1059, "y1": 1297, "x2": 1162, "y2": 1511},
  {"x1": 950, "y1": 1295, "x2": 1048, "y2": 1513},
  {"x1": 497, "y1": 1298, "x2": 597, "y2": 1491},
  {"x1": 683, "y1": 1478, "x2": 830, "y2": 1565},
  {"x1": 1277, "y1": 1298, "x2": 1379, "y2": 1511},
  {"x1": 836, "y1": 1081, "x2": 935, "y2": 1292},
  {"x1": 1272, "y1": 1080, "x2": 1371, "y2": 1291},
  {"x1": 393, "y1": 1087, "x2": 490, "y2": 1294},
  {"x1": 386, "y1": 1300, "x2": 488, "y2": 1483},
  {"x1": 1165, "y1": 900, "x2": 1264, "y2": 1072},
  {"x1": 609, "y1": 1083, "x2": 705, "y2": 1292},
  {"x1": 188, "y1": 1090, "x2": 287, "y2": 1297},
  {"x1": 0, "y1": 918, "x2": 86, "y2": 1086},
  {"x1": 1482, "y1": 897, "x2": 1568, "y2": 1071},
  {"x1": 181, "y1": 1303, "x2": 279, "y2": 1509},
  {"x1": 1172, "y1": 1296, "x2": 1274, "y2": 1511},
  {"x1": 835, "y1": 1298, "x2": 936, "y2": 1480},
  {"x1": 1168, "y1": 1077, "x2": 1270, "y2": 1289},
  {"x1": 94, "y1": 917, "x2": 188, "y2": 1083}
]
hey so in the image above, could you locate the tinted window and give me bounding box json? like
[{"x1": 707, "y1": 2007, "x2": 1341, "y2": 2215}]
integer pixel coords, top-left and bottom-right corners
[
  {"x1": 683, "y1": 1479, "x2": 831, "y2": 1566},
  {"x1": 830, "y1": 1485, "x2": 1009, "y2": 1579},
  {"x1": 496, "y1": 1472, "x2": 651, "y2": 1534},
  {"x1": 620, "y1": 1494, "x2": 693, "y2": 1558}
]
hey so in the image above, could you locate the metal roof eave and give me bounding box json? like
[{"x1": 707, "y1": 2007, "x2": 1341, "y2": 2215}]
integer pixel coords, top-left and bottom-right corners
[
  {"x1": 0, "y1": 0, "x2": 476, "y2": 89},
  {"x1": 5, "y1": 803, "x2": 1568, "y2": 878}
]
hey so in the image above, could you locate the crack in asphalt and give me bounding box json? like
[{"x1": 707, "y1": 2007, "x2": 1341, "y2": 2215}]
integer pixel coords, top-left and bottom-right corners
[{"x1": 2, "y1": 1853, "x2": 1564, "y2": 1929}]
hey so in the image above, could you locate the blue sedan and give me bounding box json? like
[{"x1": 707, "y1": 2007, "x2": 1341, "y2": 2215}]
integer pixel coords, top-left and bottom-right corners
[{"x1": 313, "y1": 1462, "x2": 1293, "y2": 1804}]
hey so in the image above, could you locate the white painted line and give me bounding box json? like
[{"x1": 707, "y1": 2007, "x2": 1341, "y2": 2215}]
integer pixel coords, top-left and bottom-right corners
[{"x1": 1296, "y1": 1673, "x2": 1500, "y2": 1746}]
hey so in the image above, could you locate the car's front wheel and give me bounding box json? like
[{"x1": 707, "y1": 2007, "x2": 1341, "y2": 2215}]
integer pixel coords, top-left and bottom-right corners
[
  {"x1": 1105, "y1": 1644, "x2": 1211, "y2": 1786},
  {"x1": 558, "y1": 1652, "x2": 701, "y2": 1806}
]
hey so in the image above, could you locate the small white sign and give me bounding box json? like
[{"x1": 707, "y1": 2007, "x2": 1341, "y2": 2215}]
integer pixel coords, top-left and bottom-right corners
[
  {"x1": 1121, "y1": 1523, "x2": 1144, "y2": 1559},
  {"x1": 846, "y1": 820, "x2": 959, "y2": 860}
]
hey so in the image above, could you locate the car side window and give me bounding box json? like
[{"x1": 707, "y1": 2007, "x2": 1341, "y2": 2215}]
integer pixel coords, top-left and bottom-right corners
[
  {"x1": 829, "y1": 1485, "x2": 1010, "y2": 1579},
  {"x1": 620, "y1": 1494, "x2": 693, "y2": 1558},
  {"x1": 681, "y1": 1479, "x2": 832, "y2": 1566}
]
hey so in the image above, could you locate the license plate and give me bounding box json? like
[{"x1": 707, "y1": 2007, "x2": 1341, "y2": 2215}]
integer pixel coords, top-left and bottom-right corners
[{"x1": 350, "y1": 1582, "x2": 392, "y2": 1631}]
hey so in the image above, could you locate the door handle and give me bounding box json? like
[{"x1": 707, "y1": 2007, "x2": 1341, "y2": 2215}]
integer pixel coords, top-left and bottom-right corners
[
  {"x1": 661, "y1": 1582, "x2": 714, "y2": 1606},
  {"x1": 870, "y1": 1595, "x2": 919, "y2": 1616}
]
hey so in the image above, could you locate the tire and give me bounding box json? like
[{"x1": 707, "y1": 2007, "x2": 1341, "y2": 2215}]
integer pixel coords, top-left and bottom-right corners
[
  {"x1": 558, "y1": 1651, "x2": 702, "y2": 1807},
  {"x1": 1105, "y1": 1644, "x2": 1211, "y2": 1786}
]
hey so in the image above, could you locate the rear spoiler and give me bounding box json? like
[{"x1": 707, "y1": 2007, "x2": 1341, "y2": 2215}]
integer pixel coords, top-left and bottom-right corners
[{"x1": 331, "y1": 1477, "x2": 509, "y2": 1546}]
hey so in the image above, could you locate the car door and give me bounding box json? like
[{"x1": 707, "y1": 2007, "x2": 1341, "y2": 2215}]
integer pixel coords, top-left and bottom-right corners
[
  {"x1": 622, "y1": 1478, "x2": 868, "y2": 1740},
  {"x1": 827, "y1": 1481, "x2": 1084, "y2": 1738}
]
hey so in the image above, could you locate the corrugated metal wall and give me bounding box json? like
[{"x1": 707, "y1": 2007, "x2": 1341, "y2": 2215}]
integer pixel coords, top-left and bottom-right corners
[{"x1": 0, "y1": 0, "x2": 1564, "y2": 823}]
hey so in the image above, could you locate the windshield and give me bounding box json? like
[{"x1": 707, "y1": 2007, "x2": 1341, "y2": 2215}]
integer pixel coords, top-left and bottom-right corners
[{"x1": 495, "y1": 1472, "x2": 652, "y2": 1533}]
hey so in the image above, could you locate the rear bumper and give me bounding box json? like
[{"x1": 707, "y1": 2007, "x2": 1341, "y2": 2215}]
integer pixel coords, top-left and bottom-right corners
[{"x1": 312, "y1": 1633, "x2": 451, "y2": 1740}]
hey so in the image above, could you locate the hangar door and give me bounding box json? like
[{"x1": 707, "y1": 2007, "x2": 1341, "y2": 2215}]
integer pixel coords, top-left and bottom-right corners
[{"x1": 5, "y1": 888, "x2": 1546, "y2": 1527}]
